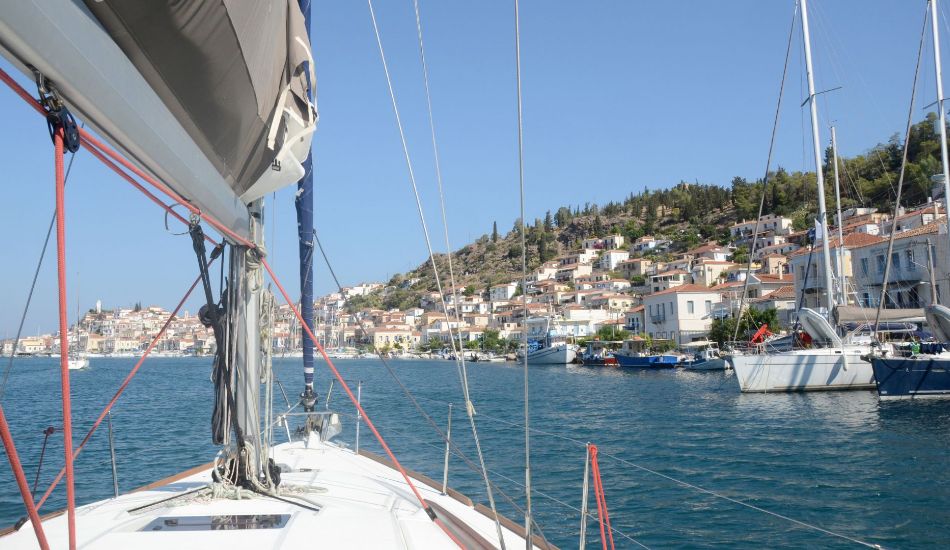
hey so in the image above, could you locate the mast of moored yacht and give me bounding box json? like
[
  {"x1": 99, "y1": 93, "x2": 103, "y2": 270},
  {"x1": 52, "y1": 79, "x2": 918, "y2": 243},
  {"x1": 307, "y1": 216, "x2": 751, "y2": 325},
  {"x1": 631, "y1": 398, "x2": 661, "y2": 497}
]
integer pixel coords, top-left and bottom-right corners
[
  {"x1": 830, "y1": 126, "x2": 847, "y2": 305},
  {"x1": 930, "y1": 0, "x2": 950, "y2": 284},
  {"x1": 800, "y1": 0, "x2": 837, "y2": 316}
]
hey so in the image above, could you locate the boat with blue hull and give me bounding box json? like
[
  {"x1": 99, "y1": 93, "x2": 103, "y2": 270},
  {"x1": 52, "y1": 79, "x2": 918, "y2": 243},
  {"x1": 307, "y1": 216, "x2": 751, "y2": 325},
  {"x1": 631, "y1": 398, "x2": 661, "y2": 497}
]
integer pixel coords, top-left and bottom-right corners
[
  {"x1": 614, "y1": 354, "x2": 680, "y2": 368},
  {"x1": 872, "y1": 306, "x2": 950, "y2": 399},
  {"x1": 872, "y1": 349, "x2": 950, "y2": 399},
  {"x1": 612, "y1": 339, "x2": 680, "y2": 368}
]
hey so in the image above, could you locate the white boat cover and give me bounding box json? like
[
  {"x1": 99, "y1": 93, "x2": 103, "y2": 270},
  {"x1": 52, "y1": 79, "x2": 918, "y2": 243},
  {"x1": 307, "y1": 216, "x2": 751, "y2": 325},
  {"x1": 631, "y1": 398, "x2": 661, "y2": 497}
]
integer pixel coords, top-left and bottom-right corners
[
  {"x1": 798, "y1": 307, "x2": 842, "y2": 346},
  {"x1": 926, "y1": 304, "x2": 950, "y2": 342},
  {"x1": 834, "y1": 305, "x2": 926, "y2": 325}
]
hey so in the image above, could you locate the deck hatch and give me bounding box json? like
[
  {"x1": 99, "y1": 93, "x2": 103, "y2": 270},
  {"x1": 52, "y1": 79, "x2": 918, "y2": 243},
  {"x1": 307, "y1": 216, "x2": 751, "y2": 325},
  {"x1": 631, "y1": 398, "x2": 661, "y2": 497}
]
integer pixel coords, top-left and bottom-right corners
[{"x1": 141, "y1": 514, "x2": 291, "y2": 532}]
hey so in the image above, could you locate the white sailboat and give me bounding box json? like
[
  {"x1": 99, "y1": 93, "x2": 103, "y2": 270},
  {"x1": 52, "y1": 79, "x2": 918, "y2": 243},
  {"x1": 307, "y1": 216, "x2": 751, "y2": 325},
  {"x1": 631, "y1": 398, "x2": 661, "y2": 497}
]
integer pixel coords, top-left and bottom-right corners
[
  {"x1": 0, "y1": 1, "x2": 542, "y2": 549},
  {"x1": 732, "y1": 0, "x2": 876, "y2": 392},
  {"x1": 67, "y1": 276, "x2": 87, "y2": 371}
]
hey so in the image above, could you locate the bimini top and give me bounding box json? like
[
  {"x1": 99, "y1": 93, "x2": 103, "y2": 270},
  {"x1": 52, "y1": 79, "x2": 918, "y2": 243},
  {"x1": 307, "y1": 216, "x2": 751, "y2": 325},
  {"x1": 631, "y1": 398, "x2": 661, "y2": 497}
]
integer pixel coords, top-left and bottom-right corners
[{"x1": 0, "y1": 0, "x2": 316, "y2": 240}]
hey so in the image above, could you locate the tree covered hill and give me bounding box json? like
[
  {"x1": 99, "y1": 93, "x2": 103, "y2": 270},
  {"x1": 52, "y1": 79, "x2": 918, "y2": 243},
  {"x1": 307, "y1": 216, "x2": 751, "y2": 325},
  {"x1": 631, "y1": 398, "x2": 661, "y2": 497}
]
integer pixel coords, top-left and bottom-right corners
[{"x1": 349, "y1": 114, "x2": 948, "y2": 312}]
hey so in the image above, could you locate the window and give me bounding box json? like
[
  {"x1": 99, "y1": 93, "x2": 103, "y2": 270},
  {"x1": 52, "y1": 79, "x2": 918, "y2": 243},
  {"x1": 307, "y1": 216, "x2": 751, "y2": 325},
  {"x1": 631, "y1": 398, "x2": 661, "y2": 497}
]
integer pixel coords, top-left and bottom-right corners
[
  {"x1": 687, "y1": 301, "x2": 695, "y2": 314},
  {"x1": 906, "y1": 249, "x2": 916, "y2": 271},
  {"x1": 891, "y1": 252, "x2": 901, "y2": 272},
  {"x1": 705, "y1": 300, "x2": 712, "y2": 314},
  {"x1": 861, "y1": 257, "x2": 869, "y2": 276},
  {"x1": 799, "y1": 266, "x2": 805, "y2": 279},
  {"x1": 876, "y1": 255, "x2": 885, "y2": 274}
]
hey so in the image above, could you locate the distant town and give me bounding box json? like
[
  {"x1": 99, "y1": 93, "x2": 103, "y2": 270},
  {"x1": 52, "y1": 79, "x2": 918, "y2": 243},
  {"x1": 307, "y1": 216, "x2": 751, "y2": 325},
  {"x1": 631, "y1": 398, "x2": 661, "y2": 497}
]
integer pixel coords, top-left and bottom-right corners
[{"x1": 4, "y1": 193, "x2": 946, "y2": 359}]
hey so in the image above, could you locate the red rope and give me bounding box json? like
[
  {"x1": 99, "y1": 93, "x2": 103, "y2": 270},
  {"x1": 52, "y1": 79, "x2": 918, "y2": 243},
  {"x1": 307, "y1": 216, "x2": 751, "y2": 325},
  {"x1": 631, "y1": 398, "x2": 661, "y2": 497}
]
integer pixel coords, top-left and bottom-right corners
[
  {"x1": 0, "y1": 405, "x2": 50, "y2": 549},
  {"x1": 0, "y1": 63, "x2": 471, "y2": 550},
  {"x1": 589, "y1": 444, "x2": 615, "y2": 550},
  {"x1": 0, "y1": 66, "x2": 250, "y2": 248},
  {"x1": 259, "y1": 257, "x2": 465, "y2": 548},
  {"x1": 54, "y1": 128, "x2": 78, "y2": 550},
  {"x1": 35, "y1": 270, "x2": 207, "y2": 511}
]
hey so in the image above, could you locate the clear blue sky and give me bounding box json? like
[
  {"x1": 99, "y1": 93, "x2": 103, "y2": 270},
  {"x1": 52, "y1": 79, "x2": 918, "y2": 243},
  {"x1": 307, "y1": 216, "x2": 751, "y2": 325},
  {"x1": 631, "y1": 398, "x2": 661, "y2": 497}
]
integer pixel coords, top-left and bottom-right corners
[{"x1": 0, "y1": 0, "x2": 944, "y2": 336}]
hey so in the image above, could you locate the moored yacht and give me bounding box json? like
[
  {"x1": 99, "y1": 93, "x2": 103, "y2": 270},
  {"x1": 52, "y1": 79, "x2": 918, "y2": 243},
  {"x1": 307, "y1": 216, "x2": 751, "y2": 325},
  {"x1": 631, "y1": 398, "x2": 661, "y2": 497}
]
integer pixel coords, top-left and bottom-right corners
[
  {"x1": 872, "y1": 305, "x2": 950, "y2": 399},
  {"x1": 732, "y1": 308, "x2": 879, "y2": 392}
]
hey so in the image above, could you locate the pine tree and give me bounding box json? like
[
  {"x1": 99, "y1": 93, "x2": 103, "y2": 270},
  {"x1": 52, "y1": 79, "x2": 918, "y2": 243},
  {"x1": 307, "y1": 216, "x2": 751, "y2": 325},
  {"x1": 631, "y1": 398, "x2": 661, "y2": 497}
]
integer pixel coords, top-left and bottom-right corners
[
  {"x1": 491, "y1": 221, "x2": 498, "y2": 243},
  {"x1": 544, "y1": 210, "x2": 553, "y2": 232}
]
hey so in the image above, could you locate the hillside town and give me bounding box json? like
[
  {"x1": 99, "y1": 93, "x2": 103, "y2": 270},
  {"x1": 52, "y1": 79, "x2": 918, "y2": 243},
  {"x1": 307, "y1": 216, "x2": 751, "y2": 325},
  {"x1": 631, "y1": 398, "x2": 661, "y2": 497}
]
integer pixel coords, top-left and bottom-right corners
[{"x1": 4, "y1": 195, "x2": 946, "y2": 358}]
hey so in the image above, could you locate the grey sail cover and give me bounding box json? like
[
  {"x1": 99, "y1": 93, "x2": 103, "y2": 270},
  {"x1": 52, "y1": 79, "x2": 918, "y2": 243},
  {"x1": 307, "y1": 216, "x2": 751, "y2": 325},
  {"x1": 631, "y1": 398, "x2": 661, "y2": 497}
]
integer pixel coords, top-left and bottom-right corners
[
  {"x1": 926, "y1": 305, "x2": 950, "y2": 342},
  {"x1": 833, "y1": 306, "x2": 926, "y2": 325},
  {"x1": 83, "y1": 0, "x2": 316, "y2": 206}
]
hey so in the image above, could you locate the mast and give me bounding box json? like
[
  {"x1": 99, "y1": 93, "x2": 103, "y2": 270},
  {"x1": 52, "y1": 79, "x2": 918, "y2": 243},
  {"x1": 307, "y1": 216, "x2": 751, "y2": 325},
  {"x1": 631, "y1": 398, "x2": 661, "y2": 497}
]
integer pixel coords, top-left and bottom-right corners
[
  {"x1": 296, "y1": 0, "x2": 317, "y2": 411},
  {"x1": 800, "y1": 0, "x2": 837, "y2": 316},
  {"x1": 830, "y1": 126, "x2": 847, "y2": 305},
  {"x1": 928, "y1": 239, "x2": 939, "y2": 305},
  {"x1": 931, "y1": 0, "x2": 950, "y2": 279}
]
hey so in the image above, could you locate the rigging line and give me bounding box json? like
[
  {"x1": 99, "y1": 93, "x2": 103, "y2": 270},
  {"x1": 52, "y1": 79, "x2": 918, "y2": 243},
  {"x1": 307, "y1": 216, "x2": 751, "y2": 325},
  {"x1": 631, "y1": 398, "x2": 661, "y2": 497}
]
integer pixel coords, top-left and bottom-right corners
[
  {"x1": 261, "y1": 257, "x2": 466, "y2": 549},
  {"x1": 603, "y1": 450, "x2": 880, "y2": 549},
  {"x1": 52, "y1": 127, "x2": 78, "y2": 550},
  {"x1": 0, "y1": 124, "x2": 83, "y2": 402},
  {"x1": 35, "y1": 265, "x2": 213, "y2": 511},
  {"x1": 512, "y1": 1, "x2": 534, "y2": 547},
  {"x1": 732, "y1": 0, "x2": 798, "y2": 342},
  {"x1": 873, "y1": 2, "x2": 930, "y2": 339},
  {"x1": 365, "y1": 1, "x2": 508, "y2": 545},
  {"x1": 310, "y1": 228, "x2": 553, "y2": 549},
  {"x1": 410, "y1": 0, "x2": 473, "y2": 439}
]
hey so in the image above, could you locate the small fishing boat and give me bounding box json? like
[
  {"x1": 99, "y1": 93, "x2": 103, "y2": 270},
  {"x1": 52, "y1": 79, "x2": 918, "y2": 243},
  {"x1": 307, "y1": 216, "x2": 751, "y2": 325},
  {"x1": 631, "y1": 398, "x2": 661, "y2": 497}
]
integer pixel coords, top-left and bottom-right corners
[
  {"x1": 680, "y1": 341, "x2": 728, "y2": 371},
  {"x1": 580, "y1": 341, "x2": 620, "y2": 367},
  {"x1": 519, "y1": 317, "x2": 577, "y2": 365},
  {"x1": 612, "y1": 338, "x2": 679, "y2": 369}
]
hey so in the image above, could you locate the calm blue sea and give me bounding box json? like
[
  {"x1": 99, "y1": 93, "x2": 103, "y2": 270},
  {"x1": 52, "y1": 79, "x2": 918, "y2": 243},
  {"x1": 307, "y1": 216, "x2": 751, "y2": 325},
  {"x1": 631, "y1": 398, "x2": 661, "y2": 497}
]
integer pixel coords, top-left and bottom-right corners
[{"x1": 1, "y1": 356, "x2": 949, "y2": 548}]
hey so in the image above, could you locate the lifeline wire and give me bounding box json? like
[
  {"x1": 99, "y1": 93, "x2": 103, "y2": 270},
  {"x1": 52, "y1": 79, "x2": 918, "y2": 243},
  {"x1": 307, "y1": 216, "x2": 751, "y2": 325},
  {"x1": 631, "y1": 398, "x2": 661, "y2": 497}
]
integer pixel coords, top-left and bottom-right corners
[
  {"x1": 416, "y1": 395, "x2": 881, "y2": 549},
  {"x1": 365, "y1": 1, "x2": 508, "y2": 546},
  {"x1": 310, "y1": 228, "x2": 553, "y2": 549}
]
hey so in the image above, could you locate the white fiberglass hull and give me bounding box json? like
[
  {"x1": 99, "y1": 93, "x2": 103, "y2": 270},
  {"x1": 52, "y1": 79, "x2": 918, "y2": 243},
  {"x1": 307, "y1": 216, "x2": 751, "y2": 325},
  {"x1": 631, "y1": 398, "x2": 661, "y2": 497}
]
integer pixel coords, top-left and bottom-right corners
[
  {"x1": 2, "y1": 437, "x2": 541, "y2": 549},
  {"x1": 732, "y1": 347, "x2": 875, "y2": 392},
  {"x1": 67, "y1": 358, "x2": 88, "y2": 370},
  {"x1": 683, "y1": 357, "x2": 727, "y2": 371},
  {"x1": 525, "y1": 345, "x2": 576, "y2": 365}
]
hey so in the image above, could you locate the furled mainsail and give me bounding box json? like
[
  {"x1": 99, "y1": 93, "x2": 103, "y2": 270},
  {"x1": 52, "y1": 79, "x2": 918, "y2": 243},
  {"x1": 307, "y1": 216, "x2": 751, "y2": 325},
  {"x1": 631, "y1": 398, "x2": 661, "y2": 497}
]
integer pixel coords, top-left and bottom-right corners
[{"x1": 0, "y1": 0, "x2": 316, "y2": 241}]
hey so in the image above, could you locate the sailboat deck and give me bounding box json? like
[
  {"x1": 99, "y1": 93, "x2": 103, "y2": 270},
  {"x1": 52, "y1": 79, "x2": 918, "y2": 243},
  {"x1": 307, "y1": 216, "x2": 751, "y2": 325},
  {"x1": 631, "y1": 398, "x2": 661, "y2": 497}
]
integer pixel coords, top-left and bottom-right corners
[{"x1": 3, "y1": 438, "x2": 541, "y2": 549}]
